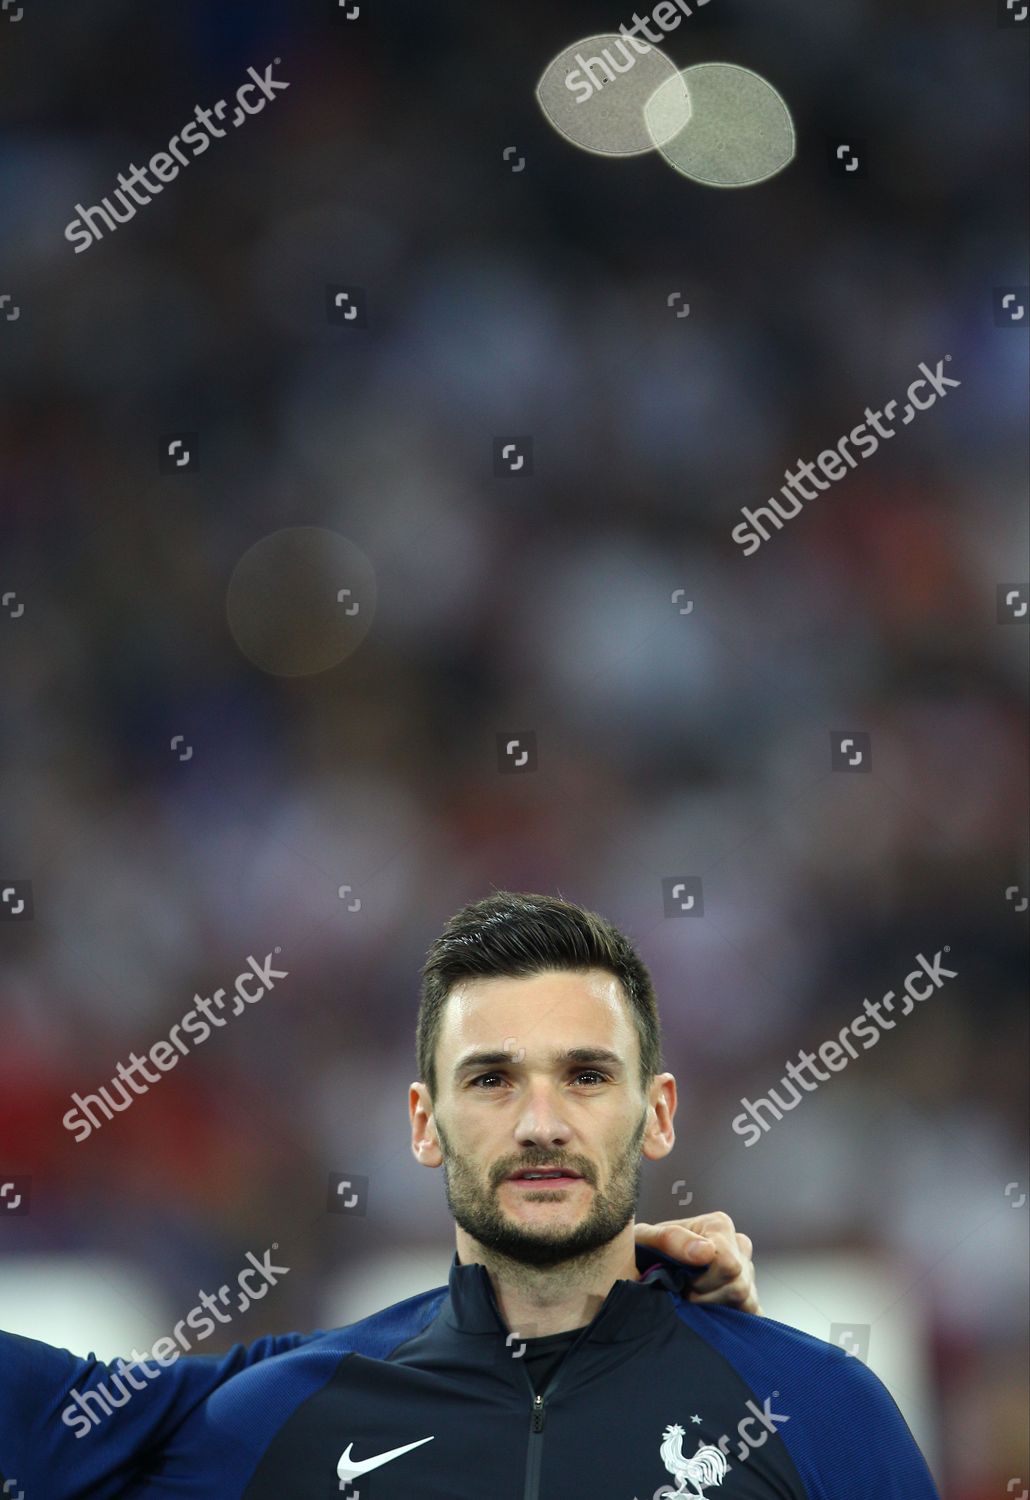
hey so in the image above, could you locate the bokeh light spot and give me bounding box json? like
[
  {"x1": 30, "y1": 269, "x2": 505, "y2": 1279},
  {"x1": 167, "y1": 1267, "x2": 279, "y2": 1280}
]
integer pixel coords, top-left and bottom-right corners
[{"x1": 226, "y1": 527, "x2": 377, "y2": 677}]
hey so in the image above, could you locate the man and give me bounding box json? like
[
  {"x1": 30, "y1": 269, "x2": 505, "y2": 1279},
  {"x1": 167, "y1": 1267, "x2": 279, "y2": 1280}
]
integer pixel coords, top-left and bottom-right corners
[{"x1": 0, "y1": 892, "x2": 938, "y2": 1498}]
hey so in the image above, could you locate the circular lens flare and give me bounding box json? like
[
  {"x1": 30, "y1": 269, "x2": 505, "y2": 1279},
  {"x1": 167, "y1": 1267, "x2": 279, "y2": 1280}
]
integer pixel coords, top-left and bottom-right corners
[
  {"x1": 536, "y1": 35, "x2": 690, "y2": 157},
  {"x1": 226, "y1": 526, "x2": 376, "y2": 677},
  {"x1": 645, "y1": 62, "x2": 796, "y2": 187}
]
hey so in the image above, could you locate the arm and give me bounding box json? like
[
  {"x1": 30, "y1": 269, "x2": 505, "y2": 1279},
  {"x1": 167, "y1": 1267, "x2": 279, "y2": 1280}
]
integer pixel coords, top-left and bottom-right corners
[
  {"x1": 796, "y1": 1345, "x2": 941, "y2": 1497},
  {"x1": 0, "y1": 1327, "x2": 317, "y2": 1500}
]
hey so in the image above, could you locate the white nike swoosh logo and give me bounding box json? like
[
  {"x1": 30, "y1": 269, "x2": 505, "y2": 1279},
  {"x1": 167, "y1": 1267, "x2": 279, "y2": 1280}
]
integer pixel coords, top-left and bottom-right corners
[{"x1": 336, "y1": 1434, "x2": 434, "y2": 1482}]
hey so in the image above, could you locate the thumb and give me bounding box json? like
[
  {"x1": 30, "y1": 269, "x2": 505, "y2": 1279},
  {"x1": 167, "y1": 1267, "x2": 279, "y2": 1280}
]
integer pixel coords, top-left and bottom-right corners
[{"x1": 634, "y1": 1221, "x2": 715, "y2": 1260}]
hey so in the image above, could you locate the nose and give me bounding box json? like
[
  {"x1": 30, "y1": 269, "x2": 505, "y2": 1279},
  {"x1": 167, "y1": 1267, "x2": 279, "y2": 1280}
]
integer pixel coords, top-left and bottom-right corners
[{"x1": 513, "y1": 1080, "x2": 574, "y2": 1153}]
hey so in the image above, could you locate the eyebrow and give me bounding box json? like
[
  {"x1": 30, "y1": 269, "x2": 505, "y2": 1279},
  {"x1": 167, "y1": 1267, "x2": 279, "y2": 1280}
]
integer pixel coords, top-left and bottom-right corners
[{"x1": 453, "y1": 1047, "x2": 625, "y2": 1079}]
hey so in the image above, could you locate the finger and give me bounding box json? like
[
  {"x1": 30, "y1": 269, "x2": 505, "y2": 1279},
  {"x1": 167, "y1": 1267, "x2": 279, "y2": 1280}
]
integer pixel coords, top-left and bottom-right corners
[
  {"x1": 688, "y1": 1236, "x2": 745, "y2": 1292},
  {"x1": 634, "y1": 1221, "x2": 718, "y2": 1264},
  {"x1": 683, "y1": 1221, "x2": 753, "y2": 1290},
  {"x1": 674, "y1": 1216, "x2": 762, "y2": 1314},
  {"x1": 689, "y1": 1255, "x2": 750, "y2": 1298},
  {"x1": 682, "y1": 1211, "x2": 736, "y2": 1240},
  {"x1": 690, "y1": 1259, "x2": 758, "y2": 1307},
  {"x1": 690, "y1": 1279, "x2": 762, "y2": 1315}
]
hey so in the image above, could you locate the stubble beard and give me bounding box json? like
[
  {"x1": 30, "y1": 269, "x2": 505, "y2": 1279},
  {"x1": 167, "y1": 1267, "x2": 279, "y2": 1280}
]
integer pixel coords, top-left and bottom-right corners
[{"x1": 437, "y1": 1106, "x2": 648, "y2": 1270}]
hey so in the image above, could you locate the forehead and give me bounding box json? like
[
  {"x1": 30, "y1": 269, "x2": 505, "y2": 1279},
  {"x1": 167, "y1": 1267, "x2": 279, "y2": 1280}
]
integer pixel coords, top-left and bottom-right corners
[{"x1": 439, "y1": 968, "x2": 636, "y2": 1061}]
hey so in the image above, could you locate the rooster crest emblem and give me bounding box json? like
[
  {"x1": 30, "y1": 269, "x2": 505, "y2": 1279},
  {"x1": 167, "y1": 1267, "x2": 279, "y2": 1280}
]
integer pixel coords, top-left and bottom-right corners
[{"x1": 655, "y1": 1422, "x2": 729, "y2": 1498}]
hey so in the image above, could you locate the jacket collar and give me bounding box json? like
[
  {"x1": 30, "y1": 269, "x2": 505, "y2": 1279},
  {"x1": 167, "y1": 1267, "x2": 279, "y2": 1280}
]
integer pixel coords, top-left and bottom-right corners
[{"x1": 442, "y1": 1241, "x2": 694, "y2": 1344}]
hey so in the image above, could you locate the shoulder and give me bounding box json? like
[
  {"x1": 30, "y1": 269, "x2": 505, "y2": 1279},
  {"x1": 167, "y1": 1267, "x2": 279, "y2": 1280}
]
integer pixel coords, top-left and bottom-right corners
[
  {"x1": 205, "y1": 1283, "x2": 450, "y2": 1445},
  {"x1": 307, "y1": 1281, "x2": 450, "y2": 1360},
  {"x1": 245, "y1": 1280, "x2": 449, "y2": 1373},
  {"x1": 670, "y1": 1302, "x2": 939, "y2": 1492},
  {"x1": 673, "y1": 1299, "x2": 896, "y2": 1410}
]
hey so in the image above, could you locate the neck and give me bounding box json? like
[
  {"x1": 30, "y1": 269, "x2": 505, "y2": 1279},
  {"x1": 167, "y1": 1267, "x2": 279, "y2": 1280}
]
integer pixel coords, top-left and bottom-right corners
[{"x1": 455, "y1": 1224, "x2": 641, "y2": 1337}]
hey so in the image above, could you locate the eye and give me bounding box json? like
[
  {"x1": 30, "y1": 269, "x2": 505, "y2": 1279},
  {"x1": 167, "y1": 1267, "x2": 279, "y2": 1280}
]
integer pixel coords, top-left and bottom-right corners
[{"x1": 468, "y1": 1069, "x2": 612, "y2": 1089}]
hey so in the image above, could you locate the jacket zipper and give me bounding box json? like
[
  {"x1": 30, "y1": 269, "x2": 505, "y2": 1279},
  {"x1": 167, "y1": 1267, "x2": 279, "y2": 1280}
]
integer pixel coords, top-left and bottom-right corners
[
  {"x1": 515, "y1": 1307, "x2": 613, "y2": 1498},
  {"x1": 522, "y1": 1375, "x2": 548, "y2": 1500},
  {"x1": 531, "y1": 1392, "x2": 545, "y2": 1433},
  {"x1": 520, "y1": 1348, "x2": 581, "y2": 1500}
]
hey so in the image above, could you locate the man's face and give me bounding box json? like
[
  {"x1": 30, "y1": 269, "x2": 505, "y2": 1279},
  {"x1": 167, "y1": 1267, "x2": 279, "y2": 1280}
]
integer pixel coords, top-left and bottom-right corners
[{"x1": 427, "y1": 969, "x2": 655, "y2": 1268}]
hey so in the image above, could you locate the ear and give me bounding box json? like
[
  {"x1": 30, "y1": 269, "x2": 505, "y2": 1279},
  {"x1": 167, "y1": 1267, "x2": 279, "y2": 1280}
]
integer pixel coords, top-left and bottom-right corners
[
  {"x1": 410, "y1": 1081, "x2": 443, "y2": 1168},
  {"x1": 640, "y1": 1073, "x2": 676, "y2": 1163}
]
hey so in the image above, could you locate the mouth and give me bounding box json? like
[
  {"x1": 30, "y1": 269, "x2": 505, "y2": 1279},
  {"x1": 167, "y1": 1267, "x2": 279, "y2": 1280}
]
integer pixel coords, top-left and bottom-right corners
[{"x1": 504, "y1": 1168, "x2": 585, "y2": 1188}]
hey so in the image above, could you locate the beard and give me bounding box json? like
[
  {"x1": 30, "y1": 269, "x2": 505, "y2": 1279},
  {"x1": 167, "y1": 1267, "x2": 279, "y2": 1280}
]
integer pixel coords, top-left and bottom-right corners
[{"x1": 436, "y1": 1106, "x2": 648, "y2": 1269}]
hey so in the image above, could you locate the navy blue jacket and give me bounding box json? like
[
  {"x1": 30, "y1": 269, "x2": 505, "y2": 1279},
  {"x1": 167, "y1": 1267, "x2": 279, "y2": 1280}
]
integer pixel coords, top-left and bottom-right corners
[{"x1": 0, "y1": 1243, "x2": 941, "y2": 1498}]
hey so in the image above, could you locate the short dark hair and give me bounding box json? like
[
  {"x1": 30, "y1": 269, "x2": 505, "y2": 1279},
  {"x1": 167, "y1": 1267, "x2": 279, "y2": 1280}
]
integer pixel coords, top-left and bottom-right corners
[{"x1": 416, "y1": 891, "x2": 663, "y2": 1101}]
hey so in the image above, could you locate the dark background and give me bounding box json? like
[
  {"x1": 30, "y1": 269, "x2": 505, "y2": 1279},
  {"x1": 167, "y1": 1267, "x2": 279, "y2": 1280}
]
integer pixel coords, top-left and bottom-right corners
[{"x1": 1, "y1": 1, "x2": 1027, "y2": 1493}]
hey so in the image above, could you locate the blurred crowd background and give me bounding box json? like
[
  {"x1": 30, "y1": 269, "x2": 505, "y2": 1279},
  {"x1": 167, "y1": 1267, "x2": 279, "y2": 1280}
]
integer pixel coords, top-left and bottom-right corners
[{"x1": 1, "y1": 0, "x2": 1027, "y2": 1494}]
